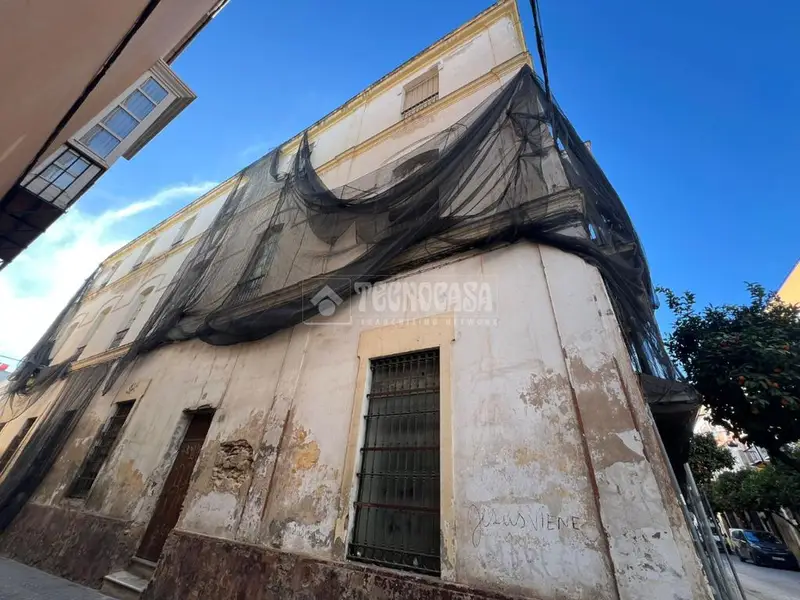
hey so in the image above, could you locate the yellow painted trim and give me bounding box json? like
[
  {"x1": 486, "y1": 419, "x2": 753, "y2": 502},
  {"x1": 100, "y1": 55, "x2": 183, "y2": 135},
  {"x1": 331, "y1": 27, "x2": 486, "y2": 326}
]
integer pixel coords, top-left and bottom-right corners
[
  {"x1": 332, "y1": 314, "x2": 457, "y2": 580},
  {"x1": 313, "y1": 52, "x2": 530, "y2": 179}
]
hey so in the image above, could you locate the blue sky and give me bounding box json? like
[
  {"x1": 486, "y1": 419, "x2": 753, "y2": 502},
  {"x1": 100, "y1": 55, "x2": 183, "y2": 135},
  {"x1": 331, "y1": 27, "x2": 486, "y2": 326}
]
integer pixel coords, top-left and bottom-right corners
[{"x1": 1, "y1": 0, "x2": 798, "y2": 364}]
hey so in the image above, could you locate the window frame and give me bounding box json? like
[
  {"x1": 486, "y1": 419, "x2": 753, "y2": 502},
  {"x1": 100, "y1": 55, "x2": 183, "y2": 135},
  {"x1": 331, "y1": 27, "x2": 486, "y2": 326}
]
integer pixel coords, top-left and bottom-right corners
[
  {"x1": 401, "y1": 69, "x2": 440, "y2": 119},
  {"x1": 78, "y1": 76, "x2": 170, "y2": 160},
  {"x1": 24, "y1": 146, "x2": 98, "y2": 207},
  {"x1": 347, "y1": 348, "x2": 442, "y2": 576},
  {"x1": 131, "y1": 239, "x2": 157, "y2": 270},
  {"x1": 171, "y1": 215, "x2": 197, "y2": 248}
]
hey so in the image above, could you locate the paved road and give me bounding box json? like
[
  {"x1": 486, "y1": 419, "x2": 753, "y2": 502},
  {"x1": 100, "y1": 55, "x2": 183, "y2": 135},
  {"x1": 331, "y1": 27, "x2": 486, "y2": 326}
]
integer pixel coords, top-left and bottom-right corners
[
  {"x1": 0, "y1": 559, "x2": 111, "y2": 600},
  {"x1": 734, "y1": 559, "x2": 800, "y2": 600}
]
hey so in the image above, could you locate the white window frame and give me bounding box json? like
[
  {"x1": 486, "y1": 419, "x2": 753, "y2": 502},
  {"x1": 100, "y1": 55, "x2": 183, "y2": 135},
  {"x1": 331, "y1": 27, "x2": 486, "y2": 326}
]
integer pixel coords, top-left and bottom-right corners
[
  {"x1": 74, "y1": 72, "x2": 176, "y2": 165},
  {"x1": 171, "y1": 215, "x2": 196, "y2": 247}
]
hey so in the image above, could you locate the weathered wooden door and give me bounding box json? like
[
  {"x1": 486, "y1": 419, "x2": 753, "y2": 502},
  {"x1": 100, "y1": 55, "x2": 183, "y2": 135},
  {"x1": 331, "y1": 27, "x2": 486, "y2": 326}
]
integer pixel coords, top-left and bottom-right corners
[{"x1": 136, "y1": 412, "x2": 212, "y2": 562}]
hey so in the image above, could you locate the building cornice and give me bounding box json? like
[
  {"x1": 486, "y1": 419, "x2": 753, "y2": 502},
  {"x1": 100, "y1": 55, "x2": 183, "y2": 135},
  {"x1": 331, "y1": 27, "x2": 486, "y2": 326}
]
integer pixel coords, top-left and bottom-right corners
[
  {"x1": 70, "y1": 346, "x2": 130, "y2": 371},
  {"x1": 280, "y1": 0, "x2": 526, "y2": 158}
]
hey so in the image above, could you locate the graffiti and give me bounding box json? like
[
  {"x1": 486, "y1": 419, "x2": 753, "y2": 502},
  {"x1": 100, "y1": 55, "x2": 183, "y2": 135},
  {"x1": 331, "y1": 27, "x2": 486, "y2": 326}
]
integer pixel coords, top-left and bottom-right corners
[{"x1": 469, "y1": 504, "x2": 580, "y2": 547}]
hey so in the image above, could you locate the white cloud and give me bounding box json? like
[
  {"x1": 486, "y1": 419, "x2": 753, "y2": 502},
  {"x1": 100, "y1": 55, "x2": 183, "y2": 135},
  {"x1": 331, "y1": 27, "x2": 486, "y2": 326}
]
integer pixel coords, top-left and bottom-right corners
[{"x1": 0, "y1": 181, "x2": 215, "y2": 369}]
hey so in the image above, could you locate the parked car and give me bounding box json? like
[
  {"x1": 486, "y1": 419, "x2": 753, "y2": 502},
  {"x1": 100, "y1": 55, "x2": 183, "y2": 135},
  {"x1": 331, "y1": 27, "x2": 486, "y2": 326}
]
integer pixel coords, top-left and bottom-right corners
[{"x1": 729, "y1": 528, "x2": 799, "y2": 569}]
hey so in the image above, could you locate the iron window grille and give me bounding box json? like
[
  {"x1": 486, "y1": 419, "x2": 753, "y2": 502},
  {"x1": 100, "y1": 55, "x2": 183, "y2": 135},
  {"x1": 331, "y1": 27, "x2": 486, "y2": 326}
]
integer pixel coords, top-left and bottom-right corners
[
  {"x1": 0, "y1": 417, "x2": 37, "y2": 474},
  {"x1": 401, "y1": 71, "x2": 439, "y2": 119},
  {"x1": 348, "y1": 349, "x2": 441, "y2": 576},
  {"x1": 68, "y1": 401, "x2": 134, "y2": 499},
  {"x1": 26, "y1": 147, "x2": 93, "y2": 207},
  {"x1": 80, "y1": 76, "x2": 169, "y2": 159},
  {"x1": 230, "y1": 226, "x2": 282, "y2": 305}
]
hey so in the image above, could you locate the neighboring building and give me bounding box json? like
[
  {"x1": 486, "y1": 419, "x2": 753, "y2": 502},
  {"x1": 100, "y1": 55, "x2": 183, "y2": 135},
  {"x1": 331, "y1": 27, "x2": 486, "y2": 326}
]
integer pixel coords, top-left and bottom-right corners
[
  {"x1": 777, "y1": 260, "x2": 800, "y2": 306},
  {"x1": 0, "y1": 3, "x2": 713, "y2": 599},
  {"x1": 693, "y1": 415, "x2": 769, "y2": 472},
  {"x1": 0, "y1": 0, "x2": 230, "y2": 271}
]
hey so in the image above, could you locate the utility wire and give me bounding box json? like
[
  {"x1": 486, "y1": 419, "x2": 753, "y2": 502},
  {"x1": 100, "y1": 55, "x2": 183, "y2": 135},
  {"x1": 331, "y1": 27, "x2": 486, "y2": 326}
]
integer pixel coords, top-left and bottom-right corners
[{"x1": 529, "y1": 0, "x2": 557, "y2": 140}]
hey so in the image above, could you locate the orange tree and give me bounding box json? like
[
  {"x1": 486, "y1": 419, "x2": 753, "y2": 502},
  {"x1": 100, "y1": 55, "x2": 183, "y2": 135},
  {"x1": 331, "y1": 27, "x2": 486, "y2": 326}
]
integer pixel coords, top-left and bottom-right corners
[
  {"x1": 688, "y1": 432, "x2": 735, "y2": 490},
  {"x1": 660, "y1": 284, "x2": 800, "y2": 472}
]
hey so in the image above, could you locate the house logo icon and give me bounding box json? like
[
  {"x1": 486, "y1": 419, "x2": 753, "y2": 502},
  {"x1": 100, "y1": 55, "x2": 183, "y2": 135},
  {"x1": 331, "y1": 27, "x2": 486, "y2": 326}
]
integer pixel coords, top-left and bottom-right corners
[{"x1": 310, "y1": 285, "x2": 343, "y2": 317}]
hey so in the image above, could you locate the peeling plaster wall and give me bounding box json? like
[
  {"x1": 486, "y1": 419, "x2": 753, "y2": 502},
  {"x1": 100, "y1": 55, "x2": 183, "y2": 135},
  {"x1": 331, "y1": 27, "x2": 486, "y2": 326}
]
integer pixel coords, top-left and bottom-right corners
[{"x1": 30, "y1": 243, "x2": 710, "y2": 600}]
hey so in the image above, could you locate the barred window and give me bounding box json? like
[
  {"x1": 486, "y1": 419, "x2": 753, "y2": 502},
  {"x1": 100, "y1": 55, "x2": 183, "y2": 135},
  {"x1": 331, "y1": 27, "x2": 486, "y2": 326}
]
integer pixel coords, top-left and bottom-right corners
[
  {"x1": 68, "y1": 401, "x2": 134, "y2": 498},
  {"x1": 231, "y1": 226, "x2": 282, "y2": 304},
  {"x1": 401, "y1": 71, "x2": 439, "y2": 118},
  {"x1": 348, "y1": 349, "x2": 441, "y2": 575},
  {"x1": 0, "y1": 417, "x2": 37, "y2": 474}
]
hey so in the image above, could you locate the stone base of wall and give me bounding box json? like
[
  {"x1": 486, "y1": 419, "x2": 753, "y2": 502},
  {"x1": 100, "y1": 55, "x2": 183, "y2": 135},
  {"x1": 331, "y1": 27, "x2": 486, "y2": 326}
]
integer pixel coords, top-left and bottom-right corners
[
  {"x1": 0, "y1": 503, "x2": 140, "y2": 588},
  {"x1": 146, "y1": 530, "x2": 532, "y2": 600}
]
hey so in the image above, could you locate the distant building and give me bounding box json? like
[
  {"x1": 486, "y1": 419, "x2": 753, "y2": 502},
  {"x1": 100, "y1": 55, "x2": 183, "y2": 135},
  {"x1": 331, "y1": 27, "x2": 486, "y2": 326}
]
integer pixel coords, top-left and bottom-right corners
[
  {"x1": 777, "y1": 260, "x2": 800, "y2": 306},
  {"x1": 0, "y1": 0, "x2": 230, "y2": 271}
]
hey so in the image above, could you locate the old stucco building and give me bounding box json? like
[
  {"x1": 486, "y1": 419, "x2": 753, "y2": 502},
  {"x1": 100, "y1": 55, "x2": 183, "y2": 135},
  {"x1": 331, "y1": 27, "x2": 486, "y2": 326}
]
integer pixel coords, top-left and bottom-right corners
[{"x1": 0, "y1": 2, "x2": 711, "y2": 599}]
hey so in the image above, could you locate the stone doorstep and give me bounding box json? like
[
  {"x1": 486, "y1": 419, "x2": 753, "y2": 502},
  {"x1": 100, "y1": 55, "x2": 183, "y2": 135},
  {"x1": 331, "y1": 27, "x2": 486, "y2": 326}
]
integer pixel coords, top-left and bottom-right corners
[
  {"x1": 127, "y1": 556, "x2": 158, "y2": 581},
  {"x1": 101, "y1": 570, "x2": 149, "y2": 600}
]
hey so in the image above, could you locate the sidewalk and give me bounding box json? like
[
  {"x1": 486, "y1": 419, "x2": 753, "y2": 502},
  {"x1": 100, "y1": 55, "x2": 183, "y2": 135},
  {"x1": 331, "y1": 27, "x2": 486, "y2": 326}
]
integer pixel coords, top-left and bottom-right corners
[{"x1": 0, "y1": 558, "x2": 112, "y2": 600}]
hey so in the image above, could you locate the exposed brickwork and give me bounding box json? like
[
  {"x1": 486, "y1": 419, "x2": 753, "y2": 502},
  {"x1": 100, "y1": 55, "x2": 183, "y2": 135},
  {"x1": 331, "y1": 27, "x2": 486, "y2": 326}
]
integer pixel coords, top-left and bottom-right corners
[
  {"x1": 0, "y1": 503, "x2": 139, "y2": 589},
  {"x1": 146, "y1": 530, "x2": 534, "y2": 600}
]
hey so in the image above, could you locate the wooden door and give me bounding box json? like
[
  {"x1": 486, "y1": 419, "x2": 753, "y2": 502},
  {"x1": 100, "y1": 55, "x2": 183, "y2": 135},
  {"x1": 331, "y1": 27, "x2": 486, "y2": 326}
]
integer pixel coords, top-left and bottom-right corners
[{"x1": 136, "y1": 412, "x2": 212, "y2": 562}]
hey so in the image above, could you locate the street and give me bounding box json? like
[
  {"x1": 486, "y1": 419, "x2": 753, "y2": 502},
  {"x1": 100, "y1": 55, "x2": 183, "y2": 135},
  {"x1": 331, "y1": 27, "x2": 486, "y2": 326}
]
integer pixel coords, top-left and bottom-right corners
[
  {"x1": 0, "y1": 558, "x2": 111, "y2": 600},
  {"x1": 734, "y1": 559, "x2": 800, "y2": 600}
]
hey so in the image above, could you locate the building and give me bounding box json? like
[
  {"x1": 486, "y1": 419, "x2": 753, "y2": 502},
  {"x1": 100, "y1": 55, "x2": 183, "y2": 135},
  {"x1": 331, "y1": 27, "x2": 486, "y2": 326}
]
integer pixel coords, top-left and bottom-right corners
[
  {"x1": 777, "y1": 260, "x2": 800, "y2": 306},
  {"x1": 0, "y1": 2, "x2": 713, "y2": 599},
  {"x1": 0, "y1": 0, "x2": 230, "y2": 271}
]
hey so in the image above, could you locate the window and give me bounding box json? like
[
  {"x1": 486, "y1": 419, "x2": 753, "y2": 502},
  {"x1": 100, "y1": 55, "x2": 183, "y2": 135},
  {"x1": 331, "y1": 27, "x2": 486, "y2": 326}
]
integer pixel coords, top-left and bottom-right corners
[
  {"x1": 80, "y1": 76, "x2": 169, "y2": 159},
  {"x1": 348, "y1": 349, "x2": 441, "y2": 575},
  {"x1": 53, "y1": 321, "x2": 79, "y2": 358},
  {"x1": 231, "y1": 227, "x2": 281, "y2": 304},
  {"x1": 171, "y1": 216, "x2": 196, "y2": 247},
  {"x1": 77, "y1": 306, "x2": 111, "y2": 357},
  {"x1": 97, "y1": 262, "x2": 121, "y2": 289},
  {"x1": 68, "y1": 402, "x2": 134, "y2": 498},
  {"x1": 26, "y1": 148, "x2": 92, "y2": 205},
  {"x1": 109, "y1": 287, "x2": 152, "y2": 349},
  {"x1": 0, "y1": 417, "x2": 37, "y2": 474},
  {"x1": 132, "y1": 239, "x2": 156, "y2": 270},
  {"x1": 401, "y1": 71, "x2": 439, "y2": 118}
]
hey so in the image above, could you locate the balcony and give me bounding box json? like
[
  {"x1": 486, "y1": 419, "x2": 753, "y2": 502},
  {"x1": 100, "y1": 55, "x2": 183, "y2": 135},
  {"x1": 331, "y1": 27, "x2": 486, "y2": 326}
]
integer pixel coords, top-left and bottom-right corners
[{"x1": 0, "y1": 146, "x2": 103, "y2": 269}]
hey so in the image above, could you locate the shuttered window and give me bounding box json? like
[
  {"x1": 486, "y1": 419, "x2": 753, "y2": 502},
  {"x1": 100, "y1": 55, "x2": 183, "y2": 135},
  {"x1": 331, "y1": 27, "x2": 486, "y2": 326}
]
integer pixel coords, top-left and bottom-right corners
[
  {"x1": 348, "y1": 349, "x2": 441, "y2": 575},
  {"x1": 68, "y1": 401, "x2": 134, "y2": 498},
  {"x1": 231, "y1": 226, "x2": 281, "y2": 304},
  {"x1": 401, "y1": 71, "x2": 439, "y2": 118}
]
